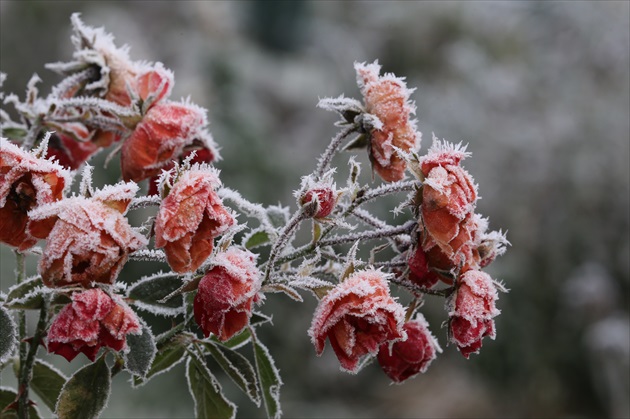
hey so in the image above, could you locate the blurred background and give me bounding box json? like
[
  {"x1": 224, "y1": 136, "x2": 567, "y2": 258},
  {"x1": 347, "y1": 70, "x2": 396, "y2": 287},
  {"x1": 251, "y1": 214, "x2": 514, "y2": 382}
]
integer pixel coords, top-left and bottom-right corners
[{"x1": 1, "y1": 1, "x2": 628, "y2": 418}]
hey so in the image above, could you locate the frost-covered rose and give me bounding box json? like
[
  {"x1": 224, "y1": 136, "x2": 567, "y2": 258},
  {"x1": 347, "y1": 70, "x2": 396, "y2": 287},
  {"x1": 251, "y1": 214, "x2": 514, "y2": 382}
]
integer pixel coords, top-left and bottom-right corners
[
  {"x1": 355, "y1": 61, "x2": 421, "y2": 182},
  {"x1": 449, "y1": 270, "x2": 500, "y2": 358},
  {"x1": 0, "y1": 138, "x2": 70, "y2": 250},
  {"x1": 155, "y1": 165, "x2": 234, "y2": 273},
  {"x1": 308, "y1": 268, "x2": 406, "y2": 373},
  {"x1": 377, "y1": 314, "x2": 441, "y2": 383},
  {"x1": 193, "y1": 247, "x2": 262, "y2": 341},
  {"x1": 300, "y1": 187, "x2": 336, "y2": 219},
  {"x1": 28, "y1": 182, "x2": 146, "y2": 287},
  {"x1": 47, "y1": 289, "x2": 141, "y2": 362},
  {"x1": 419, "y1": 139, "x2": 478, "y2": 263},
  {"x1": 120, "y1": 100, "x2": 209, "y2": 182}
]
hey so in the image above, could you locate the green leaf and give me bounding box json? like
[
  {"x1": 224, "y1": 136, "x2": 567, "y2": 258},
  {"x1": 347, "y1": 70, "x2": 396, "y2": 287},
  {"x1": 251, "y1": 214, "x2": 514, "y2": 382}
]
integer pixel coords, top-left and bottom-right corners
[
  {"x1": 30, "y1": 360, "x2": 67, "y2": 412},
  {"x1": 127, "y1": 273, "x2": 184, "y2": 315},
  {"x1": 0, "y1": 306, "x2": 17, "y2": 365},
  {"x1": 200, "y1": 341, "x2": 260, "y2": 406},
  {"x1": 0, "y1": 127, "x2": 28, "y2": 140},
  {"x1": 212, "y1": 329, "x2": 251, "y2": 350},
  {"x1": 252, "y1": 337, "x2": 283, "y2": 419},
  {"x1": 244, "y1": 229, "x2": 271, "y2": 249},
  {"x1": 55, "y1": 354, "x2": 111, "y2": 419},
  {"x1": 4, "y1": 276, "x2": 45, "y2": 310},
  {"x1": 124, "y1": 320, "x2": 157, "y2": 378},
  {"x1": 186, "y1": 354, "x2": 236, "y2": 419},
  {"x1": 0, "y1": 388, "x2": 41, "y2": 419},
  {"x1": 133, "y1": 335, "x2": 187, "y2": 387}
]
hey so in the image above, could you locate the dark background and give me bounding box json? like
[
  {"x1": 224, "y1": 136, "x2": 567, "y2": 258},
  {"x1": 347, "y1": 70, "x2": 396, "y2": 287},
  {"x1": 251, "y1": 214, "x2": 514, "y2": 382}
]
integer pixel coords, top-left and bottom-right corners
[{"x1": 1, "y1": 1, "x2": 628, "y2": 418}]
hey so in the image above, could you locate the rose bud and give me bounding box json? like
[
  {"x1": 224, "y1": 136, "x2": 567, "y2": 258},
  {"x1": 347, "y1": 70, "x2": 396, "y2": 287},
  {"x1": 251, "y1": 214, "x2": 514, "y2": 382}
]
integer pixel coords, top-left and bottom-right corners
[
  {"x1": 355, "y1": 61, "x2": 421, "y2": 182},
  {"x1": 300, "y1": 187, "x2": 336, "y2": 219},
  {"x1": 154, "y1": 165, "x2": 234, "y2": 273},
  {"x1": 194, "y1": 247, "x2": 262, "y2": 341},
  {"x1": 308, "y1": 268, "x2": 406, "y2": 373},
  {"x1": 120, "y1": 100, "x2": 208, "y2": 182},
  {"x1": 45, "y1": 132, "x2": 100, "y2": 170},
  {"x1": 377, "y1": 314, "x2": 441, "y2": 383},
  {"x1": 47, "y1": 288, "x2": 141, "y2": 362},
  {"x1": 0, "y1": 138, "x2": 70, "y2": 250},
  {"x1": 448, "y1": 270, "x2": 500, "y2": 358},
  {"x1": 28, "y1": 182, "x2": 147, "y2": 288}
]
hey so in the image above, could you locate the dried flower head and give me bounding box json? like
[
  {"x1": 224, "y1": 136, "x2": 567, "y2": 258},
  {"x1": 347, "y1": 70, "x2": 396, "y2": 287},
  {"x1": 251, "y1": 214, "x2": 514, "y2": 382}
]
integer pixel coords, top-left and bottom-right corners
[
  {"x1": 193, "y1": 247, "x2": 262, "y2": 341},
  {"x1": 47, "y1": 288, "x2": 141, "y2": 361},
  {"x1": 155, "y1": 164, "x2": 234, "y2": 273},
  {"x1": 28, "y1": 181, "x2": 147, "y2": 287},
  {"x1": 377, "y1": 314, "x2": 441, "y2": 383},
  {"x1": 355, "y1": 61, "x2": 421, "y2": 182},
  {"x1": 308, "y1": 268, "x2": 406, "y2": 373},
  {"x1": 0, "y1": 137, "x2": 70, "y2": 250}
]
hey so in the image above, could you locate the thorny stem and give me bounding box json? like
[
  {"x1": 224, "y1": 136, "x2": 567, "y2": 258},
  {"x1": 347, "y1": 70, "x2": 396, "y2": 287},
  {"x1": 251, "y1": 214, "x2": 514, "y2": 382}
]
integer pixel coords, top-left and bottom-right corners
[
  {"x1": 318, "y1": 220, "x2": 415, "y2": 247},
  {"x1": 315, "y1": 125, "x2": 356, "y2": 179},
  {"x1": 388, "y1": 275, "x2": 455, "y2": 298},
  {"x1": 18, "y1": 296, "x2": 50, "y2": 419},
  {"x1": 263, "y1": 204, "x2": 315, "y2": 284}
]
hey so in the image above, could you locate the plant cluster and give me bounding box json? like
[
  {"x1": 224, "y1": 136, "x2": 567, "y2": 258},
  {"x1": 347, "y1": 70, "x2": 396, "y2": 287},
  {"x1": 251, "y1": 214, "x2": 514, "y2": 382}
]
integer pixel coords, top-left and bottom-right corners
[{"x1": 0, "y1": 14, "x2": 508, "y2": 419}]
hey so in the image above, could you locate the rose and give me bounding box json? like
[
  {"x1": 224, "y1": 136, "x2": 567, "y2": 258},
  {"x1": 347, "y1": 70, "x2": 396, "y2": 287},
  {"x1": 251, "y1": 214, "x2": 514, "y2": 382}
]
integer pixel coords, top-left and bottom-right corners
[
  {"x1": 308, "y1": 268, "x2": 406, "y2": 373},
  {"x1": 154, "y1": 165, "x2": 234, "y2": 273},
  {"x1": 47, "y1": 289, "x2": 141, "y2": 362},
  {"x1": 377, "y1": 314, "x2": 441, "y2": 383},
  {"x1": 194, "y1": 247, "x2": 262, "y2": 341}
]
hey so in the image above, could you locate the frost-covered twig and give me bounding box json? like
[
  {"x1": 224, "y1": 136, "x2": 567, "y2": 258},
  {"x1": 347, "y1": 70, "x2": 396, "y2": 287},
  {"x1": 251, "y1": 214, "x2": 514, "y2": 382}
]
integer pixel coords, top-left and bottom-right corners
[
  {"x1": 315, "y1": 125, "x2": 356, "y2": 179},
  {"x1": 318, "y1": 220, "x2": 415, "y2": 247}
]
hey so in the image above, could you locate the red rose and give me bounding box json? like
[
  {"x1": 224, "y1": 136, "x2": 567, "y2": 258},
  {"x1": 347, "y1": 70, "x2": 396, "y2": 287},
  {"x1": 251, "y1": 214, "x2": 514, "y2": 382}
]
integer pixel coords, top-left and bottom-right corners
[
  {"x1": 301, "y1": 187, "x2": 336, "y2": 219},
  {"x1": 120, "y1": 100, "x2": 208, "y2": 182},
  {"x1": 154, "y1": 166, "x2": 234, "y2": 273},
  {"x1": 47, "y1": 289, "x2": 141, "y2": 362},
  {"x1": 308, "y1": 268, "x2": 406, "y2": 373},
  {"x1": 377, "y1": 314, "x2": 441, "y2": 383},
  {"x1": 448, "y1": 270, "x2": 500, "y2": 358},
  {"x1": 28, "y1": 182, "x2": 146, "y2": 287},
  {"x1": 194, "y1": 247, "x2": 262, "y2": 341},
  {"x1": 0, "y1": 138, "x2": 70, "y2": 250}
]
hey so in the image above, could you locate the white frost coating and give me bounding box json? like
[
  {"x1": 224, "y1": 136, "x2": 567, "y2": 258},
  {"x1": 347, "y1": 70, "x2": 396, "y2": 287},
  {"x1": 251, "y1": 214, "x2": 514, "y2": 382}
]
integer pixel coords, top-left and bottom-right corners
[
  {"x1": 218, "y1": 187, "x2": 275, "y2": 232},
  {"x1": 129, "y1": 249, "x2": 167, "y2": 262}
]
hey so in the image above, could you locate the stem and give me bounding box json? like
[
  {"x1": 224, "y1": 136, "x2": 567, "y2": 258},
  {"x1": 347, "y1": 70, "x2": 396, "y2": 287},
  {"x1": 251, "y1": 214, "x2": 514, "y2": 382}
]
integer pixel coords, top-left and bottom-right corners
[
  {"x1": 14, "y1": 251, "x2": 28, "y2": 419},
  {"x1": 318, "y1": 220, "x2": 415, "y2": 247},
  {"x1": 262, "y1": 204, "x2": 313, "y2": 283},
  {"x1": 17, "y1": 297, "x2": 49, "y2": 419},
  {"x1": 315, "y1": 125, "x2": 355, "y2": 179}
]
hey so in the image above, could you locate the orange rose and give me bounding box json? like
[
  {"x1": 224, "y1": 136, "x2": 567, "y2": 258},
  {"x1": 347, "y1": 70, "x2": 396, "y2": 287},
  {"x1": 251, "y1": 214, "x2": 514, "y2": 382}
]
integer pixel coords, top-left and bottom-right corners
[
  {"x1": 355, "y1": 61, "x2": 421, "y2": 182},
  {"x1": 154, "y1": 165, "x2": 234, "y2": 273}
]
